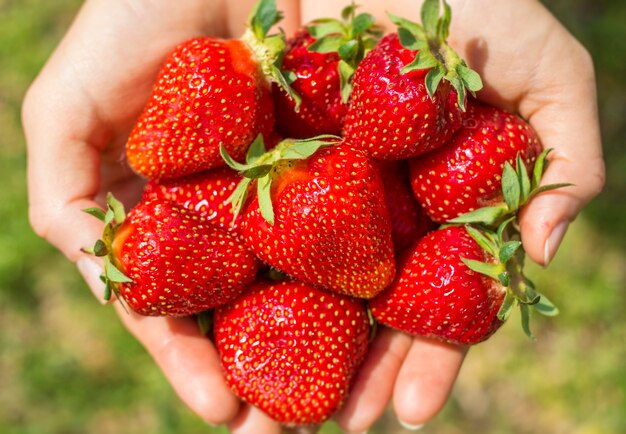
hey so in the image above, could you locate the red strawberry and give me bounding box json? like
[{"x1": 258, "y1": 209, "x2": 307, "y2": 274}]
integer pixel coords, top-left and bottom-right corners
[
  {"x1": 273, "y1": 6, "x2": 380, "y2": 138},
  {"x1": 376, "y1": 159, "x2": 435, "y2": 252},
  {"x1": 369, "y1": 225, "x2": 505, "y2": 345},
  {"x1": 221, "y1": 136, "x2": 396, "y2": 299},
  {"x1": 126, "y1": 0, "x2": 298, "y2": 180},
  {"x1": 408, "y1": 101, "x2": 542, "y2": 223},
  {"x1": 343, "y1": 1, "x2": 482, "y2": 159},
  {"x1": 83, "y1": 195, "x2": 260, "y2": 316},
  {"x1": 214, "y1": 278, "x2": 370, "y2": 425},
  {"x1": 143, "y1": 166, "x2": 244, "y2": 239}
]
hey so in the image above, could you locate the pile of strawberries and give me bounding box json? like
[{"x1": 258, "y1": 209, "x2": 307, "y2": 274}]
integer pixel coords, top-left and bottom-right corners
[{"x1": 84, "y1": 0, "x2": 566, "y2": 427}]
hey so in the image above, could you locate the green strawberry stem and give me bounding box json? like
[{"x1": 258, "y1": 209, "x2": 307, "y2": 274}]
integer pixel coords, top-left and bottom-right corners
[
  {"x1": 82, "y1": 193, "x2": 132, "y2": 305},
  {"x1": 306, "y1": 3, "x2": 382, "y2": 102},
  {"x1": 388, "y1": 0, "x2": 483, "y2": 110},
  {"x1": 450, "y1": 149, "x2": 570, "y2": 339},
  {"x1": 242, "y1": 0, "x2": 302, "y2": 108},
  {"x1": 220, "y1": 134, "x2": 340, "y2": 225}
]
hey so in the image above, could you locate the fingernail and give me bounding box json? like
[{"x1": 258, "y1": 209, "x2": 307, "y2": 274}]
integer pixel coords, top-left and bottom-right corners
[
  {"x1": 76, "y1": 257, "x2": 107, "y2": 304},
  {"x1": 399, "y1": 420, "x2": 424, "y2": 431},
  {"x1": 543, "y1": 221, "x2": 569, "y2": 266}
]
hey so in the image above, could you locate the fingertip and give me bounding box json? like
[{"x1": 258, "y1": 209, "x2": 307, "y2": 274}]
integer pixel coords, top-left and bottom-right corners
[
  {"x1": 334, "y1": 327, "x2": 412, "y2": 434},
  {"x1": 393, "y1": 337, "x2": 467, "y2": 427}
]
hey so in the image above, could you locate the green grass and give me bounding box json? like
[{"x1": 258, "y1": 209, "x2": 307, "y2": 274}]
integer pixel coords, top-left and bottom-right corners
[{"x1": 1, "y1": 1, "x2": 624, "y2": 433}]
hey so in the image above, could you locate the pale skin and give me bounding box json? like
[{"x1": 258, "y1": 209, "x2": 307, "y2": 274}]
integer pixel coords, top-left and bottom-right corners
[{"x1": 22, "y1": 0, "x2": 604, "y2": 433}]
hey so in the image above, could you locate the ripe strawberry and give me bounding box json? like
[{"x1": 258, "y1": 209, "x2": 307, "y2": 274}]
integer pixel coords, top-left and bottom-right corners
[
  {"x1": 343, "y1": 0, "x2": 482, "y2": 159},
  {"x1": 369, "y1": 226, "x2": 505, "y2": 345},
  {"x1": 83, "y1": 194, "x2": 260, "y2": 316},
  {"x1": 143, "y1": 166, "x2": 245, "y2": 239},
  {"x1": 221, "y1": 136, "x2": 396, "y2": 299},
  {"x1": 214, "y1": 278, "x2": 370, "y2": 425},
  {"x1": 376, "y1": 159, "x2": 435, "y2": 252},
  {"x1": 408, "y1": 100, "x2": 542, "y2": 223},
  {"x1": 126, "y1": 0, "x2": 298, "y2": 180},
  {"x1": 273, "y1": 6, "x2": 380, "y2": 138},
  {"x1": 372, "y1": 152, "x2": 567, "y2": 344}
]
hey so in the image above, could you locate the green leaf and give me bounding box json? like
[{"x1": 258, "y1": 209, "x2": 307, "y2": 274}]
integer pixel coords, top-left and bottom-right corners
[
  {"x1": 497, "y1": 290, "x2": 517, "y2": 321},
  {"x1": 226, "y1": 178, "x2": 253, "y2": 217},
  {"x1": 449, "y1": 74, "x2": 466, "y2": 111},
  {"x1": 352, "y1": 13, "x2": 376, "y2": 35},
  {"x1": 457, "y1": 64, "x2": 483, "y2": 93},
  {"x1": 532, "y1": 148, "x2": 552, "y2": 189},
  {"x1": 502, "y1": 161, "x2": 521, "y2": 211},
  {"x1": 280, "y1": 138, "x2": 335, "y2": 160},
  {"x1": 243, "y1": 165, "x2": 273, "y2": 179},
  {"x1": 420, "y1": 0, "x2": 440, "y2": 37},
  {"x1": 257, "y1": 174, "x2": 275, "y2": 225},
  {"x1": 106, "y1": 193, "x2": 126, "y2": 225},
  {"x1": 249, "y1": 0, "x2": 281, "y2": 40},
  {"x1": 103, "y1": 281, "x2": 112, "y2": 302},
  {"x1": 425, "y1": 65, "x2": 445, "y2": 99},
  {"x1": 527, "y1": 183, "x2": 574, "y2": 201},
  {"x1": 496, "y1": 216, "x2": 517, "y2": 243},
  {"x1": 83, "y1": 207, "x2": 106, "y2": 221},
  {"x1": 308, "y1": 35, "x2": 345, "y2": 53},
  {"x1": 533, "y1": 292, "x2": 560, "y2": 317},
  {"x1": 447, "y1": 205, "x2": 507, "y2": 226},
  {"x1": 220, "y1": 143, "x2": 253, "y2": 172},
  {"x1": 499, "y1": 240, "x2": 522, "y2": 264},
  {"x1": 437, "y1": 1, "x2": 452, "y2": 40},
  {"x1": 196, "y1": 311, "x2": 213, "y2": 336},
  {"x1": 517, "y1": 153, "x2": 532, "y2": 204},
  {"x1": 307, "y1": 21, "x2": 345, "y2": 39},
  {"x1": 388, "y1": 13, "x2": 426, "y2": 43},
  {"x1": 338, "y1": 40, "x2": 359, "y2": 62},
  {"x1": 338, "y1": 60, "x2": 355, "y2": 103},
  {"x1": 341, "y1": 3, "x2": 356, "y2": 21},
  {"x1": 92, "y1": 239, "x2": 109, "y2": 257},
  {"x1": 104, "y1": 257, "x2": 132, "y2": 283},
  {"x1": 401, "y1": 51, "x2": 438, "y2": 74},
  {"x1": 461, "y1": 257, "x2": 503, "y2": 281},
  {"x1": 520, "y1": 304, "x2": 535, "y2": 340},
  {"x1": 104, "y1": 208, "x2": 115, "y2": 225},
  {"x1": 464, "y1": 225, "x2": 498, "y2": 257},
  {"x1": 246, "y1": 134, "x2": 267, "y2": 164},
  {"x1": 272, "y1": 65, "x2": 302, "y2": 111}
]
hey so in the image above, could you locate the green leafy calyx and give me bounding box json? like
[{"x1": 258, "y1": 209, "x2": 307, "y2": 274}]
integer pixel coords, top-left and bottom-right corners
[
  {"x1": 451, "y1": 149, "x2": 569, "y2": 339},
  {"x1": 389, "y1": 0, "x2": 483, "y2": 110},
  {"x1": 306, "y1": 3, "x2": 382, "y2": 102},
  {"x1": 82, "y1": 193, "x2": 132, "y2": 303},
  {"x1": 221, "y1": 134, "x2": 340, "y2": 225},
  {"x1": 242, "y1": 0, "x2": 302, "y2": 109}
]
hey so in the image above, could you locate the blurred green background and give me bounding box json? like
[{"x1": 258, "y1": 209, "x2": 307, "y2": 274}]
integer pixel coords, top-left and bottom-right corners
[{"x1": 1, "y1": 1, "x2": 624, "y2": 433}]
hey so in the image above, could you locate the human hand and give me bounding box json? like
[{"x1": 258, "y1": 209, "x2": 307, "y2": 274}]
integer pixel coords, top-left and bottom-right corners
[
  {"x1": 23, "y1": 0, "x2": 604, "y2": 433},
  {"x1": 22, "y1": 0, "x2": 301, "y2": 431},
  {"x1": 293, "y1": 0, "x2": 604, "y2": 432}
]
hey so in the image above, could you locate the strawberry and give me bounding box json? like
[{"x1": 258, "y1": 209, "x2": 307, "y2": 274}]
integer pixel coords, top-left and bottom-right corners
[
  {"x1": 376, "y1": 159, "x2": 435, "y2": 252},
  {"x1": 408, "y1": 100, "x2": 543, "y2": 223},
  {"x1": 143, "y1": 166, "x2": 245, "y2": 239},
  {"x1": 273, "y1": 5, "x2": 380, "y2": 138},
  {"x1": 214, "y1": 278, "x2": 370, "y2": 425},
  {"x1": 343, "y1": 0, "x2": 482, "y2": 159},
  {"x1": 126, "y1": 0, "x2": 299, "y2": 180},
  {"x1": 371, "y1": 150, "x2": 568, "y2": 344},
  {"x1": 83, "y1": 194, "x2": 260, "y2": 316},
  {"x1": 369, "y1": 226, "x2": 506, "y2": 345},
  {"x1": 221, "y1": 135, "x2": 396, "y2": 299}
]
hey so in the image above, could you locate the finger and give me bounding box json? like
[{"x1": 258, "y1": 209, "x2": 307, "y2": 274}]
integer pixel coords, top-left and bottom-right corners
[
  {"x1": 518, "y1": 31, "x2": 604, "y2": 266},
  {"x1": 114, "y1": 304, "x2": 241, "y2": 425},
  {"x1": 334, "y1": 327, "x2": 412, "y2": 434},
  {"x1": 393, "y1": 337, "x2": 467, "y2": 429},
  {"x1": 228, "y1": 404, "x2": 283, "y2": 434}
]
